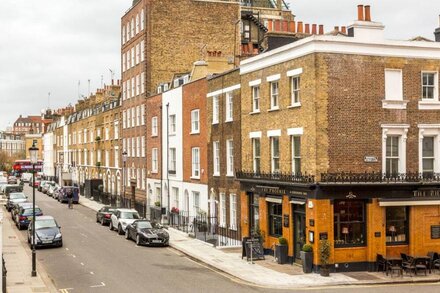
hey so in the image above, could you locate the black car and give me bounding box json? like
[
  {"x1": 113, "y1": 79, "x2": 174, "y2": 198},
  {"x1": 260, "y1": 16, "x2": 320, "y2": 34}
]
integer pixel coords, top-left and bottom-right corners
[
  {"x1": 28, "y1": 216, "x2": 62, "y2": 248},
  {"x1": 16, "y1": 206, "x2": 43, "y2": 230},
  {"x1": 96, "y1": 206, "x2": 116, "y2": 226},
  {"x1": 11, "y1": 202, "x2": 33, "y2": 222},
  {"x1": 124, "y1": 220, "x2": 169, "y2": 246}
]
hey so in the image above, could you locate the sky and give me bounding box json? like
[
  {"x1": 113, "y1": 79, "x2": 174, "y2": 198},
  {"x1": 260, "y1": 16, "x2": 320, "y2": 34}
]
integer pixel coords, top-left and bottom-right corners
[{"x1": 0, "y1": 0, "x2": 439, "y2": 130}]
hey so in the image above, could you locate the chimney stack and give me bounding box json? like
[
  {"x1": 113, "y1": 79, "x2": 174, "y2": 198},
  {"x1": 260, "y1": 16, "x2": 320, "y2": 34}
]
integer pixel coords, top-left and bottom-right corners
[
  {"x1": 435, "y1": 15, "x2": 440, "y2": 42},
  {"x1": 357, "y1": 5, "x2": 364, "y2": 21},
  {"x1": 305, "y1": 23, "x2": 310, "y2": 34},
  {"x1": 364, "y1": 5, "x2": 371, "y2": 21},
  {"x1": 312, "y1": 24, "x2": 317, "y2": 34}
]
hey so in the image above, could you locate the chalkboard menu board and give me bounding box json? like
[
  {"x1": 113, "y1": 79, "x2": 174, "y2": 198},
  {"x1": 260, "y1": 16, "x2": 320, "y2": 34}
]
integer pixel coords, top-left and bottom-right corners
[
  {"x1": 242, "y1": 237, "x2": 265, "y2": 261},
  {"x1": 431, "y1": 225, "x2": 440, "y2": 239}
]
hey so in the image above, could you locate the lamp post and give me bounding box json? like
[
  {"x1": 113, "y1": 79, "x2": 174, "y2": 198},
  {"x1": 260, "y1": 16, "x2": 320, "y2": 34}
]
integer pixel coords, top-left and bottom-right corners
[
  {"x1": 122, "y1": 151, "x2": 127, "y2": 208},
  {"x1": 29, "y1": 144, "x2": 39, "y2": 277},
  {"x1": 130, "y1": 177, "x2": 136, "y2": 210}
]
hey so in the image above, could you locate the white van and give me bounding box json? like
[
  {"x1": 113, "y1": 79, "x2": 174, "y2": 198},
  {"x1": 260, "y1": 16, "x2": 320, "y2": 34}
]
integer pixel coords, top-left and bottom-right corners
[{"x1": 21, "y1": 173, "x2": 33, "y2": 183}]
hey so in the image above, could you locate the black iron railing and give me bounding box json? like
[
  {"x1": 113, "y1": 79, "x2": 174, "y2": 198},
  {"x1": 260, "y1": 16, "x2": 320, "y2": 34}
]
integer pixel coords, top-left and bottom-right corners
[
  {"x1": 236, "y1": 170, "x2": 315, "y2": 183},
  {"x1": 320, "y1": 172, "x2": 440, "y2": 183}
]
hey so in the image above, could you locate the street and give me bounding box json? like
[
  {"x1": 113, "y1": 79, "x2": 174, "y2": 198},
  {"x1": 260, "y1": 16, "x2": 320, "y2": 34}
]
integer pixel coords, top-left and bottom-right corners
[{"x1": 12, "y1": 185, "x2": 440, "y2": 293}]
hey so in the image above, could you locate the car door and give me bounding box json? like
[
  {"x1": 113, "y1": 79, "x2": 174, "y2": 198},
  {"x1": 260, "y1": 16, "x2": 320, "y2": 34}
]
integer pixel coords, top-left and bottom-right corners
[
  {"x1": 112, "y1": 211, "x2": 119, "y2": 227},
  {"x1": 130, "y1": 222, "x2": 136, "y2": 239}
]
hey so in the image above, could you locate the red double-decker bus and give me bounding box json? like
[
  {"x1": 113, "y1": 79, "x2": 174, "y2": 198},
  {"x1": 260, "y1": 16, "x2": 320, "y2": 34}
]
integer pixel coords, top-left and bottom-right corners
[{"x1": 12, "y1": 159, "x2": 43, "y2": 176}]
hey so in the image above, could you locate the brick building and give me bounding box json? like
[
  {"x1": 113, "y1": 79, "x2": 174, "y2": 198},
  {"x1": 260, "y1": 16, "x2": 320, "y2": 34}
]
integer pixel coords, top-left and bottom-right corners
[
  {"x1": 13, "y1": 115, "x2": 45, "y2": 135},
  {"x1": 0, "y1": 131, "x2": 24, "y2": 157},
  {"x1": 236, "y1": 5, "x2": 440, "y2": 270}
]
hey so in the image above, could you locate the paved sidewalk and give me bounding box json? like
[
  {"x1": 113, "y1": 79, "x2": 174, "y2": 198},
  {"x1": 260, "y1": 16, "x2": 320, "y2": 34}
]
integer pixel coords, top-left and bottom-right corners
[
  {"x1": 78, "y1": 197, "x2": 440, "y2": 289},
  {"x1": 1, "y1": 207, "x2": 57, "y2": 293}
]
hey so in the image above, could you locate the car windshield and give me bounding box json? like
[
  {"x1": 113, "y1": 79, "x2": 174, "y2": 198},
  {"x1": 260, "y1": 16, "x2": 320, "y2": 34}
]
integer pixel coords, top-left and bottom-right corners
[
  {"x1": 10, "y1": 193, "x2": 26, "y2": 199},
  {"x1": 35, "y1": 219, "x2": 57, "y2": 229},
  {"x1": 23, "y1": 208, "x2": 42, "y2": 216},
  {"x1": 136, "y1": 221, "x2": 153, "y2": 229},
  {"x1": 120, "y1": 212, "x2": 140, "y2": 219}
]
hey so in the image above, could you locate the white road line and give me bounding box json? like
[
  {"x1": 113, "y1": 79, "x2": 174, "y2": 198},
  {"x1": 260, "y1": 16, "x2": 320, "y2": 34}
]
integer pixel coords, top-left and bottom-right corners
[
  {"x1": 80, "y1": 262, "x2": 84, "y2": 266},
  {"x1": 72, "y1": 254, "x2": 76, "y2": 258},
  {"x1": 90, "y1": 271, "x2": 94, "y2": 275},
  {"x1": 90, "y1": 282, "x2": 105, "y2": 288},
  {"x1": 65, "y1": 248, "x2": 69, "y2": 251}
]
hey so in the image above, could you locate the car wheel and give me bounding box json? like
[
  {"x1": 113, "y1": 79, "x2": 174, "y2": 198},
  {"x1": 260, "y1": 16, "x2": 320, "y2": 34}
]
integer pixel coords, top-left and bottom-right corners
[
  {"x1": 125, "y1": 229, "x2": 130, "y2": 240},
  {"x1": 17, "y1": 223, "x2": 21, "y2": 230},
  {"x1": 109, "y1": 221, "x2": 114, "y2": 231},
  {"x1": 59, "y1": 241, "x2": 63, "y2": 248},
  {"x1": 136, "y1": 235, "x2": 141, "y2": 246},
  {"x1": 100, "y1": 218, "x2": 105, "y2": 226},
  {"x1": 118, "y1": 225, "x2": 123, "y2": 235},
  {"x1": 96, "y1": 216, "x2": 100, "y2": 223}
]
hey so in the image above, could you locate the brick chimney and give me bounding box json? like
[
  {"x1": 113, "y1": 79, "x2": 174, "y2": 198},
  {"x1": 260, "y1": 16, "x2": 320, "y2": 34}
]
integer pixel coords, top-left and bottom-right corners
[
  {"x1": 435, "y1": 15, "x2": 440, "y2": 42},
  {"x1": 348, "y1": 4, "x2": 384, "y2": 41}
]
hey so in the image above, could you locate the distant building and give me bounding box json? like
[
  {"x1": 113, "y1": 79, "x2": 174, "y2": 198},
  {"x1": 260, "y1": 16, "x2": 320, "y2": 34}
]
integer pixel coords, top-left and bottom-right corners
[
  {"x1": 13, "y1": 115, "x2": 45, "y2": 135},
  {"x1": 0, "y1": 131, "x2": 24, "y2": 156}
]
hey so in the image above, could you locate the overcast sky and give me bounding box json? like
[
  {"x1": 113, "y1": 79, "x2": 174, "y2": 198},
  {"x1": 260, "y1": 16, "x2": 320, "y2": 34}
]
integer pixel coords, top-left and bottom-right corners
[{"x1": 0, "y1": 0, "x2": 439, "y2": 130}]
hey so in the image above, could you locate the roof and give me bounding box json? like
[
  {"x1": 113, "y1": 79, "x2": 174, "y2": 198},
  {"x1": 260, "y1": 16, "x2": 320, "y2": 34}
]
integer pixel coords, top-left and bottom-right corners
[{"x1": 116, "y1": 208, "x2": 138, "y2": 212}]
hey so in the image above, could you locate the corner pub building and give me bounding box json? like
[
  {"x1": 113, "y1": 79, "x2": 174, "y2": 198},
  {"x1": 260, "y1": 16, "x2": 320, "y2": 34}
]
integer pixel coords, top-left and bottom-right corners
[{"x1": 237, "y1": 5, "x2": 440, "y2": 271}]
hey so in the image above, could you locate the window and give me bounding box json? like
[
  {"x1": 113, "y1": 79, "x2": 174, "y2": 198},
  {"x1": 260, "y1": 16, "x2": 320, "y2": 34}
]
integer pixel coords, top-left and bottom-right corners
[
  {"x1": 291, "y1": 76, "x2": 300, "y2": 106},
  {"x1": 386, "y1": 207, "x2": 409, "y2": 245},
  {"x1": 192, "y1": 191, "x2": 200, "y2": 214},
  {"x1": 226, "y1": 139, "x2": 234, "y2": 176},
  {"x1": 172, "y1": 187, "x2": 179, "y2": 209},
  {"x1": 136, "y1": 75, "x2": 140, "y2": 96},
  {"x1": 212, "y1": 96, "x2": 219, "y2": 124},
  {"x1": 131, "y1": 107, "x2": 135, "y2": 126},
  {"x1": 135, "y1": 14, "x2": 139, "y2": 34},
  {"x1": 136, "y1": 137, "x2": 140, "y2": 157},
  {"x1": 250, "y1": 193, "x2": 259, "y2": 234},
  {"x1": 334, "y1": 200, "x2": 366, "y2": 247},
  {"x1": 122, "y1": 53, "x2": 126, "y2": 73},
  {"x1": 252, "y1": 86, "x2": 260, "y2": 112},
  {"x1": 292, "y1": 136, "x2": 301, "y2": 175},
  {"x1": 126, "y1": 110, "x2": 131, "y2": 128},
  {"x1": 114, "y1": 148, "x2": 119, "y2": 168},
  {"x1": 219, "y1": 193, "x2": 226, "y2": 227},
  {"x1": 384, "y1": 69, "x2": 403, "y2": 101},
  {"x1": 142, "y1": 168, "x2": 146, "y2": 190},
  {"x1": 169, "y1": 148, "x2": 176, "y2": 174},
  {"x1": 422, "y1": 72, "x2": 437, "y2": 100},
  {"x1": 131, "y1": 137, "x2": 135, "y2": 157},
  {"x1": 114, "y1": 122, "x2": 119, "y2": 139},
  {"x1": 141, "y1": 40, "x2": 145, "y2": 62},
  {"x1": 271, "y1": 137, "x2": 280, "y2": 173},
  {"x1": 122, "y1": 25, "x2": 126, "y2": 44},
  {"x1": 268, "y1": 203, "x2": 282, "y2": 237},
  {"x1": 152, "y1": 148, "x2": 158, "y2": 173},
  {"x1": 136, "y1": 106, "x2": 141, "y2": 126},
  {"x1": 386, "y1": 136, "x2": 399, "y2": 176},
  {"x1": 105, "y1": 127, "x2": 109, "y2": 140},
  {"x1": 136, "y1": 43, "x2": 140, "y2": 65},
  {"x1": 141, "y1": 105, "x2": 145, "y2": 125},
  {"x1": 191, "y1": 109, "x2": 200, "y2": 133},
  {"x1": 152, "y1": 117, "x2": 158, "y2": 136},
  {"x1": 191, "y1": 147, "x2": 200, "y2": 178},
  {"x1": 131, "y1": 77, "x2": 135, "y2": 97},
  {"x1": 422, "y1": 136, "x2": 435, "y2": 176},
  {"x1": 225, "y1": 92, "x2": 233, "y2": 122},
  {"x1": 131, "y1": 47, "x2": 135, "y2": 70},
  {"x1": 141, "y1": 9, "x2": 145, "y2": 30},
  {"x1": 252, "y1": 138, "x2": 260, "y2": 173},
  {"x1": 127, "y1": 139, "x2": 131, "y2": 157},
  {"x1": 169, "y1": 114, "x2": 176, "y2": 134},
  {"x1": 230, "y1": 194, "x2": 237, "y2": 230},
  {"x1": 213, "y1": 141, "x2": 220, "y2": 176},
  {"x1": 141, "y1": 72, "x2": 145, "y2": 94},
  {"x1": 141, "y1": 136, "x2": 145, "y2": 157},
  {"x1": 270, "y1": 81, "x2": 279, "y2": 109},
  {"x1": 105, "y1": 150, "x2": 109, "y2": 167},
  {"x1": 126, "y1": 24, "x2": 130, "y2": 42},
  {"x1": 131, "y1": 17, "x2": 134, "y2": 38}
]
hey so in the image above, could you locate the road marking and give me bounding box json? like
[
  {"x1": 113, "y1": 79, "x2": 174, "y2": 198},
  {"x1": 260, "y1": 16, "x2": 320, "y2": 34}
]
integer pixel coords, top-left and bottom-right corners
[
  {"x1": 80, "y1": 262, "x2": 84, "y2": 266},
  {"x1": 59, "y1": 288, "x2": 73, "y2": 292},
  {"x1": 72, "y1": 254, "x2": 76, "y2": 258},
  {"x1": 80, "y1": 233, "x2": 88, "y2": 238},
  {"x1": 90, "y1": 271, "x2": 94, "y2": 275},
  {"x1": 90, "y1": 282, "x2": 106, "y2": 288},
  {"x1": 65, "y1": 248, "x2": 69, "y2": 251}
]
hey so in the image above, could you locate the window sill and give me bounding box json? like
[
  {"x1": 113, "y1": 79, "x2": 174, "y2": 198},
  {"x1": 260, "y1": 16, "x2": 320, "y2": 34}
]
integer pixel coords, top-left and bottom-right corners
[
  {"x1": 288, "y1": 102, "x2": 301, "y2": 108},
  {"x1": 190, "y1": 176, "x2": 200, "y2": 180},
  {"x1": 151, "y1": 171, "x2": 158, "y2": 174},
  {"x1": 386, "y1": 242, "x2": 408, "y2": 246},
  {"x1": 212, "y1": 121, "x2": 219, "y2": 125},
  {"x1": 168, "y1": 133, "x2": 176, "y2": 137},
  {"x1": 249, "y1": 110, "x2": 261, "y2": 115},
  {"x1": 213, "y1": 173, "x2": 220, "y2": 177},
  {"x1": 151, "y1": 134, "x2": 158, "y2": 137},
  {"x1": 268, "y1": 107, "x2": 280, "y2": 112},
  {"x1": 225, "y1": 119, "x2": 233, "y2": 123},
  {"x1": 229, "y1": 227, "x2": 237, "y2": 231},
  {"x1": 418, "y1": 100, "x2": 440, "y2": 110},
  {"x1": 190, "y1": 131, "x2": 200, "y2": 135},
  {"x1": 226, "y1": 174, "x2": 235, "y2": 178},
  {"x1": 382, "y1": 99, "x2": 408, "y2": 109},
  {"x1": 334, "y1": 244, "x2": 366, "y2": 249}
]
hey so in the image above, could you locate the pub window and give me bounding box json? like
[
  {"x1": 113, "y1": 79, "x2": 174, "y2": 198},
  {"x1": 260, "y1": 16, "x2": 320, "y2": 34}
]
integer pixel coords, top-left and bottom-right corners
[
  {"x1": 386, "y1": 136, "x2": 399, "y2": 176},
  {"x1": 386, "y1": 206, "x2": 409, "y2": 245},
  {"x1": 334, "y1": 200, "x2": 366, "y2": 247},
  {"x1": 249, "y1": 193, "x2": 260, "y2": 236},
  {"x1": 268, "y1": 202, "x2": 282, "y2": 237},
  {"x1": 422, "y1": 136, "x2": 435, "y2": 177}
]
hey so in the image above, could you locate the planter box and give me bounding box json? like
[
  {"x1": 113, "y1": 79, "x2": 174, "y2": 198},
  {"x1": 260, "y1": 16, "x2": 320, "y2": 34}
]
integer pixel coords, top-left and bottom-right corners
[
  {"x1": 275, "y1": 244, "x2": 288, "y2": 264},
  {"x1": 300, "y1": 251, "x2": 313, "y2": 273}
]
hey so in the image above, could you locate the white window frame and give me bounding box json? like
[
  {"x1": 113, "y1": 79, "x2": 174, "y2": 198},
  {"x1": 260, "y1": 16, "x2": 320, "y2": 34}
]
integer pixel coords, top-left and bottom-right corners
[
  {"x1": 136, "y1": 75, "x2": 140, "y2": 96},
  {"x1": 126, "y1": 109, "x2": 131, "y2": 128},
  {"x1": 270, "y1": 81, "x2": 279, "y2": 110},
  {"x1": 291, "y1": 135, "x2": 301, "y2": 175},
  {"x1": 226, "y1": 139, "x2": 234, "y2": 176},
  {"x1": 213, "y1": 141, "x2": 220, "y2": 176},
  {"x1": 191, "y1": 147, "x2": 200, "y2": 179},
  {"x1": 419, "y1": 71, "x2": 440, "y2": 110},
  {"x1": 229, "y1": 194, "x2": 237, "y2": 230},
  {"x1": 418, "y1": 125, "x2": 440, "y2": 175},
  {"x1": 136, "y1": 43, "x2": 140, "y2": 65},
  {"x1": 152, "y1": 148, "x2": 158, "y2": 173},
  {"x1": 169, "y1": 114, "x2": 176, "y2": 135},
  {"x1": 114, "y1": 121, "x2": 119, "y2": 139},
  {"x1": 191, "y1": 109, "x2": 200, "y2": 134},
  {"x1": 131, "y1": 47, "x2": 135, "y2": 69},
  {"x1": 251, "y1": 86, "x2": 260, "y2": 113},
  {"x1": 136, "y1": 105, "x2": 141, "y2": 126},
  {"x1": 172, "y1": 187, "x2": 179, "y2": 209},
  {"x1": 212, "y1": 95, "x2": 219, "y2": 124},
  {"x1": 152, "y1": 117, "x2": 158, "y2": 136},
  {"x1": 169, "y1": 148, "x2": 176, "y2": 173},
  {"x1": 252, "y1": 136, "x2": 261, "y2": 174},
  {"x1": 135, "y1": 13, "x2": 139, "y2": 34},
  {"x1": 381, "y1": 124, "x2": 409, "y2": 176},
  {"x1": 192, "y1": 191, "x2": 200, "y2": 215},
  {"x1": 225, "y1": 92, "x2": 233, "y2": 122},
  {"x1": 140, "y1": 9, "x2": 145, "y2": 31},
  {"x1": 287, "y1": 68, "x2": 302, "y2": 107},
  {"x1": 141, "y1": 72, "x2": 145, "y2": 94},
  {"x1": 136, "y1": 137, "x2": 140, "y2": 157},
  {"x1": 131, "y1": 137, "x2": 135, "y2": 157},
  {"x1": 141, "y1": 105, "x2": 145, "y2": 125},
  {"x1": 219, "y1": 193, "x2": 226, "y2": 227},
  {"x1": 131, "y1": 107, "x2": 135, "y2": 127},
  {"x1": 141, "y1": 136, "x2": 145, "y2": 157},
  {"x1": 383, "y1": 69, "x2": 407, "y2": 109}
]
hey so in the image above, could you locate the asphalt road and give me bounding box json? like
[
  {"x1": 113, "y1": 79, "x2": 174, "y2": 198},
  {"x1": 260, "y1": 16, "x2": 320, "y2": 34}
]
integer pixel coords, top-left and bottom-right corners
[{"x1": 14, "y1": 185, "x2": 440, "y2": 293}]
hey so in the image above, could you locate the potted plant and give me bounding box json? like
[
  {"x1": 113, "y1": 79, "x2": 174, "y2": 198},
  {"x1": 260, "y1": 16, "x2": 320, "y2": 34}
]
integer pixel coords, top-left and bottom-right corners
[
  {"x1": 319, "y1": 239, "x2": 331, "y2": 277},
  {"x1": 300, "y1": 243, "x2": 314, "y2": 273},
  {"x1": 171, "y1": 207, "x2": 179, "y2": 214},
  {"x1": 275, "y1": 237, "x2": 288, "y2": 264},
  {"x1": 154, "y1": 201, "x2": 161, "y2": 207},
  {"x1": 95, "y1": 136, "x2": 101, "y2": 142},
  {"x1": 95, "y1": 161, "x2": 101, "y2": 167}
]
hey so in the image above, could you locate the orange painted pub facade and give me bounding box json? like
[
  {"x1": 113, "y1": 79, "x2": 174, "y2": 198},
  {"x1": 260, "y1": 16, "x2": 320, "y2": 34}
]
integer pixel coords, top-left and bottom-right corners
[{"x1": 236, "y1": 8, "x2": 440, "y2": 271}]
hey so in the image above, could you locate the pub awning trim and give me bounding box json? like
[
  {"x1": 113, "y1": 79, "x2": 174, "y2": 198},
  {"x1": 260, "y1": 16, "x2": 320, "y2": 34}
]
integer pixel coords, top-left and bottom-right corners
[
  {"x1": 289, "y1": 198, "x2": 306, "y2": 205},
  {"x1": 379, "y1": 198, "x2": 440, "y2": 206},
  {"x1": 265, "y1": 197, "x2": 282, "y2": 204}
]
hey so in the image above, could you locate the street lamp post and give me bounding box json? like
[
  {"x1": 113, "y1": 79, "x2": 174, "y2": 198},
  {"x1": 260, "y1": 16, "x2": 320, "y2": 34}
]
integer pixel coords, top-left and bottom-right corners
[
  {"x1": 122, "y1": 151, "x2": 127, "y2": 208},
  {"x1": 29, "y1": 144, "x2": 39, "y2": 277}
]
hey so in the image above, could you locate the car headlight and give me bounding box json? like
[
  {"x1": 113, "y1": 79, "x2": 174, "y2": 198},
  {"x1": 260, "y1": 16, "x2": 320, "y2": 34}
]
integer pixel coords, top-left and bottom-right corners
[{"x1": 55, "y1": 233, "x2": 62, "y2": 239}]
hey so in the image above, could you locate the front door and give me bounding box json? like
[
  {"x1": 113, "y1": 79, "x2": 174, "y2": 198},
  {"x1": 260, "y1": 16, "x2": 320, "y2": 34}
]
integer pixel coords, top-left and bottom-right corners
[{"x1": 293, "y1": 204, "x2": 306, "y2": 261}]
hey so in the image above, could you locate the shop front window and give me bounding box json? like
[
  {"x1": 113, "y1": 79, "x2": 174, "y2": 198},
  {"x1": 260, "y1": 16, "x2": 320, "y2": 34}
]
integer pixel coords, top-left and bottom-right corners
[
  {"x1": 386, "y1": 207, "x2": 409, "y2": 245},
  {"x1": 268, "y1": 202, "x2": 282, "y2": 237},
  {"x1": 334, "y1": 200, "x2": 366, "y2": 247},
  {"x1": 249, "y1": 193, "x2": 259, "y2": 236}
]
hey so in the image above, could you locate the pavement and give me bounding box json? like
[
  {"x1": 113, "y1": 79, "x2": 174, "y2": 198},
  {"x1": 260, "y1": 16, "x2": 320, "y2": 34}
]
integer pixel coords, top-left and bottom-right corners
[{"x1": 3, "y1": 195, "x2": 440, "y2": 292}]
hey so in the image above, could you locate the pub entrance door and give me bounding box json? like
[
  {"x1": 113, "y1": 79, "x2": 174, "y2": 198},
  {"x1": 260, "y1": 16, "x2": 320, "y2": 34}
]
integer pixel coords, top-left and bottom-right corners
[{"x1": 293, "y1": 204, "x2": 306, "y2": 262}]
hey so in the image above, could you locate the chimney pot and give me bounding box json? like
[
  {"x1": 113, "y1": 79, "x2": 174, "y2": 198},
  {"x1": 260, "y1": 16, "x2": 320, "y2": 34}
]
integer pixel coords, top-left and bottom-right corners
[
  {"x1": 341, "y1": 26, "x2": 347, "y2": 34},
  {"x1": 364, "y1": 5, "x2": 371, "y2": 21},
  {"x1": 305, "y1": 23, "x2": 310, "y2": 34},
  {"x1": 357, "y1": 5, "x2": 364, "y2": 21},
  {"x1": 289, "y1": 21, "x2": 296, "y2": 33},
  {"x1": 319, "y1": 25, "x2": 324, "y2": 35},
  {"x1": 334, "y1": 26, "x2": 339, "y2": 32},
  {"x1": 297, "y1": 21, "x2": 303, "y2": 33},
  {"x1": 312, "y1": 24, "x2": 317, "y2": 34},
  {"x1": 267, "y1": 19, "x2": 273, "y2": 32},
  {"x1": 282, "y1": 20, "x2": 288, "y2": 32}
]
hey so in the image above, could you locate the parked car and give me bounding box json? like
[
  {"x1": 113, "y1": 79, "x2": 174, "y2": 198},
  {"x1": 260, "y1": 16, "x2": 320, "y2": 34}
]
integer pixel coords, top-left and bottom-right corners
[
  {"x1": 7, "y1": 176, "x2": 17, "y2": 184},
  {"x1": 58, "y1": 186, "x2": 79, "y2": 204},
  {"x1": 21, "y1": 173, "x2": 32, "y2": 183},
  {"x1": 11, "y1": 202, "x2": 33, "y2": 222},
  {"x1": 4, "y1": 184, "x2": 23, "y2": 199},
  {"x1": 16, "y1": 206, "x2": 43, "y2": 230},
  {"x1": 109, "y1": 209, "x2": 140, "y2": 234},
  {"x1": 37, "y1": 180, "x2": 47, "y2": 192},
  {"x1": 41, "y1": 181, "x2": 56, "y2": 194},
  {"x1": 47, "y1": 184, "x2": 60, "y2": 197},
  {"x1": 96, "y1": 206, "x2": 116, "y2": 226},
  {"x1": 29, "y1": 176, "x2": 41, "y2": 188},
  {"x1": 27, "y1": 216, "x2": 63, "y2": 248},
  {"x1": 124, "y1": 219, "x2": 169, "y2": 246},
  {"x1": 52, "y1": 186, "x2": 62, "y2": 200},
  {"x1": 5, "y1": 192, "x2": 28, "y2": 211}
]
